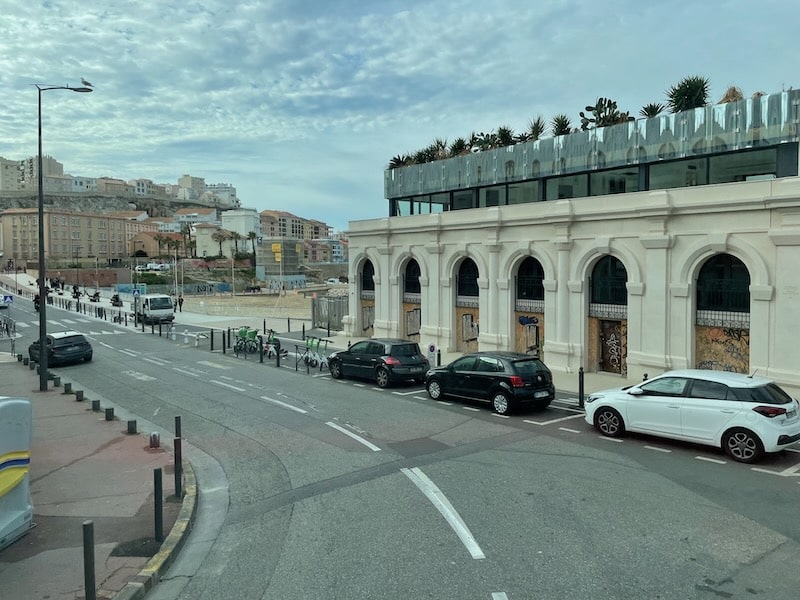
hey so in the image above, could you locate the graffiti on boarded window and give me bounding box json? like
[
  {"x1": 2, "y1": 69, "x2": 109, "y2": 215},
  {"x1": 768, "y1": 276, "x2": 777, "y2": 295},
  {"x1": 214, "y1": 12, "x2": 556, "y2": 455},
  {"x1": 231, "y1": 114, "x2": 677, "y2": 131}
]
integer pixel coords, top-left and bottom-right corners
[
  {"x1": 362, "y1": 305, "x2": 375, "y2": 332},
  {"x1": 406, "y1": 308, "x2": 421, "y2": 337},
  {"x1": 461, "y1": 313, "x2": 479, "y2": 342}
]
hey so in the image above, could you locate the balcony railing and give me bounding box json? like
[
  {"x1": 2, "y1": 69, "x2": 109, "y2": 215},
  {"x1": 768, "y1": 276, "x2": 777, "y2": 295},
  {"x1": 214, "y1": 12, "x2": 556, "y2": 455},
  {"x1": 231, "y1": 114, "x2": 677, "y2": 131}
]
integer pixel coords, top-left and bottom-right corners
[{"x1": 385, "y1": 89, "x2": 800, "y2": 198}]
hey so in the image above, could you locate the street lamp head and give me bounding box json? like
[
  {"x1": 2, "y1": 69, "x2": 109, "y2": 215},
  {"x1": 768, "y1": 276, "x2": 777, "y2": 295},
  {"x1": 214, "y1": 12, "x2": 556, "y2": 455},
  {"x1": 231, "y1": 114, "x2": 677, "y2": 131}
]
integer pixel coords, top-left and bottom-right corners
[{"x1": 72, "y1": 87, "x2": 93, "y2": 93}]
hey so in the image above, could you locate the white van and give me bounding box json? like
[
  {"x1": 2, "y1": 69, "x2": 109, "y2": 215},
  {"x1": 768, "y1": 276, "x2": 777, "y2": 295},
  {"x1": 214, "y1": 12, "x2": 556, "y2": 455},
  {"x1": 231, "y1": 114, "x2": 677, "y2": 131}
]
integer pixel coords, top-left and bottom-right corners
[{"x1": 132, "y1": 293, "x2": 174, "y2": 324}]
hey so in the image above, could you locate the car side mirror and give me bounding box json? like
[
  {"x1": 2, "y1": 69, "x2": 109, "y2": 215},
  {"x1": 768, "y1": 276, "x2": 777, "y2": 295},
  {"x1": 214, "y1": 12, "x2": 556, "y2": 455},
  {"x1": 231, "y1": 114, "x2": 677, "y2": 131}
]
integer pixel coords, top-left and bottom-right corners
[{"x1": 628, "y1": 388, "x2": 643, "y2": 396}]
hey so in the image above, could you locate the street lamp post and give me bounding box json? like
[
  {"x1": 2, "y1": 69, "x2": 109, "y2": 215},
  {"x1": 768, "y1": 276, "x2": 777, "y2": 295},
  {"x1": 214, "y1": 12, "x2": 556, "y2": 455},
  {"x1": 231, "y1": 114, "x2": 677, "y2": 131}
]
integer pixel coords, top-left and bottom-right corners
[{"x1": 36, "y1": 83, "x2": 92, "y2": 391}]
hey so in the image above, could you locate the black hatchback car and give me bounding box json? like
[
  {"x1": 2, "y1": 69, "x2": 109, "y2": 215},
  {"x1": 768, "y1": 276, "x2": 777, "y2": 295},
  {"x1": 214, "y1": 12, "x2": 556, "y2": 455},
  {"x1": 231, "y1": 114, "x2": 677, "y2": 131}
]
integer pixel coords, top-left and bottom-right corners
[
  {"x1": 29, "y1": 331, "x2": 93, "y2": 366},
  {"x1": 425, "y1": 351, "x2": 555, "y2": 415},
  {"x1": 328, "y1": 338, "x2": 429, "y2": 388}
]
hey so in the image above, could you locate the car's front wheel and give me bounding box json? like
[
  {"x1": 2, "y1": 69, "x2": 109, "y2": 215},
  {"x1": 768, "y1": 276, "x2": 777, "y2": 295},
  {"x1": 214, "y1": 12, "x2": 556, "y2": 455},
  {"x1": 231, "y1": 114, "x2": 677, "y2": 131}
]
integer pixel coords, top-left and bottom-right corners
[
  {"x1": 491, "y1": 391, "x2": 511, "y2": 415},
  {"x1": 375, "y1": 367, "x2": 390, "y2": 388},
  {"x1": 722, "y1": 428, "x2": 764, "y2": 463},
  {"x1": 329, "y1": 360, "x2": 343, "y2": 379},
  {"x1": 594, "y1": 407, "x2": 625, "y2": 438},
  {"x1": 426, "y1": 379, "x2": 442, "y2": 400}
]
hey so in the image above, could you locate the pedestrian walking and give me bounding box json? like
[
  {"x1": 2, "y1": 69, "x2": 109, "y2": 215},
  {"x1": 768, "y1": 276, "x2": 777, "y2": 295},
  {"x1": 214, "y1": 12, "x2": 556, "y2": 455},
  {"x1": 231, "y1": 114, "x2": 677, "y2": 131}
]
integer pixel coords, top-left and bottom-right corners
[{"x1": 178, "y1": 295, "x2": 184, "y2": 312}]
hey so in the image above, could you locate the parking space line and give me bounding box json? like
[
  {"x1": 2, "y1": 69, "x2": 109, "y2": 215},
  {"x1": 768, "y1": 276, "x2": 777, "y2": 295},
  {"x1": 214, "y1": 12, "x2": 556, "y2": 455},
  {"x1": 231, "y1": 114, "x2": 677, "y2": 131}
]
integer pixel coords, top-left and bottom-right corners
[
  {"x1": 436, "y1": 400, "x2": 453, "y2": 405},
  {"x1": 492, "y1": 594, "x2": 509, "y2": 600},
  {"x1": 326, "y1": 421, "x2": 380, "y2": 451},
  {"x1": 599, "y1": 436, "x2": 624, "y2": 443},
  {"x1": 523, "y1": 413, "x2": 584, "y2": 426},
  {"x1": 644, "y1": 445, "x2": 672, "y2": 453},
  {"x1": 751, "y1": 463, "x2": 800, "y2": 477},
  {"x1": 559, "y1": 427, "x2": 581, "y2": 433},
  {"x1": 462, "y1": 407, "x2": 480, "y2": 412},
  {"x1": 491, "y1": 413, "x2": 510, "y2": 419},
  {"x1": 392, "y1": 389, "x2": 426, "y2": 396},
  {"x1": 695, "y1": 456, "x2": 727, "y2": 464}
]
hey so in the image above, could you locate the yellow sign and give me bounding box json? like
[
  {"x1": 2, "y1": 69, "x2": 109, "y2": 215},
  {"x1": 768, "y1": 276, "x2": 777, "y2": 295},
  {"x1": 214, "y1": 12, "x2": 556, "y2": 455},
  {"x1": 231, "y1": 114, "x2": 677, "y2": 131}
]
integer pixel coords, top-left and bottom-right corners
[
  {"x1": 275, "y1": 254, "x2": 281, "y2": 262},
  {"x1": 271, "y1": 243, "x2": 281, "y2": 252}
]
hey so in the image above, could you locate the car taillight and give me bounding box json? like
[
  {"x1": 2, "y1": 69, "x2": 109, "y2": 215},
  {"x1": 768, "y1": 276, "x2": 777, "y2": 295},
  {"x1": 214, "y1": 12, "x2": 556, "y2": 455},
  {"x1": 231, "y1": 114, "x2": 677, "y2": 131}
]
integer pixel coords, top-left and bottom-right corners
[
  {"x1": 384, "y1": 357, "x2": 401, "y2": 366},
  {"x1": 509, "y1": 375, "x2": 524, "y2": 388},
  {"x1": 753, "y1": 405, "x2": 787, "y2": 418}
]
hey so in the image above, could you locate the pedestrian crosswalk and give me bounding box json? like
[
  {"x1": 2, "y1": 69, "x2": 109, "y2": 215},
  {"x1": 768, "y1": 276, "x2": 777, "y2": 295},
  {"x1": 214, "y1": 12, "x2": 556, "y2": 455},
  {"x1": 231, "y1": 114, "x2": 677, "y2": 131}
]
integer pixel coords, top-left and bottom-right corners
[{"x1": 14, "y1": 318, "x2": 127, "y2": 335}]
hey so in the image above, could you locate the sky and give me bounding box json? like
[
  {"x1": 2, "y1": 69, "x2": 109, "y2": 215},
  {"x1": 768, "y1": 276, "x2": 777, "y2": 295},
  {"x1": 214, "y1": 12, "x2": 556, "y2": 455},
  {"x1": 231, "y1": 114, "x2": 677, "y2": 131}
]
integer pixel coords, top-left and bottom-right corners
[{"x1": 1, "y1": 0, "x2": 798, "y2": 233}]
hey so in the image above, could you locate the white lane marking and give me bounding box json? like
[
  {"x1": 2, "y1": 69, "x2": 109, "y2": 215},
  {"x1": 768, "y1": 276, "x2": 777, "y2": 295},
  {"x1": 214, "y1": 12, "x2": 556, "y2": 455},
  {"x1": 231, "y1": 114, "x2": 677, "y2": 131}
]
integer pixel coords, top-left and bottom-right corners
[
  {"x1": 261, "y1": 396, "x2": 308, "y2": 415},
  {"x1": 353, "y1": 383, "x2": 366, "y2": 388},
  {"x1": 695, "y1": 456, "x2": 727, "y2": 464},
  {"x1": 462, "y1": 407, "x2": 480, "y2": 412},
  {"x1": 559, "y1": 427, "x2": 581, "y2": 433},
  {"x1": 491, "y1": 413, "x2": 510, "y2": 419},
  {"x1": 119, "y1": 349, "x2": 138, "y2": 357},
  {"x1": 401, "y1": 467, "x2": 485, "y2": 560},
  {"x1": 785, "y1": 447, "x2": 800, "y2": 454},
  {"x1": 644, "y1": 445, "x2": 672, "y2": 453},
  {"x1": 143, "y1": 356, "x2": 169, "y2": 366},
  {"x1": 153, "y1": 407, "x2": 160, "y2": 416},
  {"x1": 220, "y1": 375, "x2": 235, "y2": 380},
  {"x1": 211, "y1": 380, "x2": 246, "y2": 392},
  {"x1": 98, "y1": 341, "x2": 113, "y2": 349},
  {"x1": 123, "y1": 370, "x2": 156, "y2": 381},
  {"x1": 173, "y1": 367, "x2": 199, "y2": 377},
  {"x1": 61, "y1": 319, "x2": 77, "y2": 324},
  {"x1": 15, "y1": 321, "x2": 31, "y2": 327},
  {"x1": 492, "y1": 594, "x2": 509, "y2": 600},
  {"x1": 751, "y1": 462, "x2": 800, "y2": 477},
  {"x1": 392, "y1": 389, "x2": 426, "y2": 396},
  {"x1": 599, "y1": 437, "x2": 624, "y2": 443},
  {"x1": 523, "y1": 413, "x2": 584, "y2": 426},
  {"x1": 325, "y1": 421, "x2": 380, "y2": 451},
  {"x1": 197, "y1": 360, "x2": 232, "y2": 370},
  {"x1": 436, "y1": 400, "x2": 453, "y2": 405}
]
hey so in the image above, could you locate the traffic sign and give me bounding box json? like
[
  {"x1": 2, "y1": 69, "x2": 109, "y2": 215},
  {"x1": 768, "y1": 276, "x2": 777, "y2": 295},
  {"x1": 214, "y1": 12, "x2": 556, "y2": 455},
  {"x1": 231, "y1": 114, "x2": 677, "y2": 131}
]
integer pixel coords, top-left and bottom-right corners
[
  {"x1": 2, "y1": 295, "x2": 12, "y2": 304},
  {"x1": 132, "y1": 289, "x2": 140, "y2": 296}
]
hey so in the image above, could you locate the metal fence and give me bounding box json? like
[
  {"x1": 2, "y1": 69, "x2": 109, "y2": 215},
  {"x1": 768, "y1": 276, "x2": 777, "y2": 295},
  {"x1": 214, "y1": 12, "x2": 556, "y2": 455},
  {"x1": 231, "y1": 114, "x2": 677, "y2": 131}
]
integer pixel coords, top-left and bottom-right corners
[{"x1": 312, "y1": 296, "x2": 348, "y2": 331}]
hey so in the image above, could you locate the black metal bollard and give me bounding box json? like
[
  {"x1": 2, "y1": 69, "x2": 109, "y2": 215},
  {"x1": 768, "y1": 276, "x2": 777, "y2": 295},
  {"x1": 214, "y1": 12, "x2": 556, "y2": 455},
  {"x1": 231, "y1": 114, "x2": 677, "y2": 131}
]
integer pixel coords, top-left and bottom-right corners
[
  {"x1": 578, "y1": 366, "x2": 585, "y2": 409},
  {"x1": 91, "y1": 399, "x2": 100, "y2": 412},
  {"x1": 302, "y1": 323, "x2": 306, "y2": 340},
  {"x1": 643, "y1": 373, "x2": 649, "y2": 381},
  {"x1": 174, "y1": 437, "x2": 183, "y2": 498},
  {"x1": 83, "y1": 520, "x2": 97, "y2": 600},
  {"x1": 76, "y1": 390, "x2": 84, "y2": 402},
  {"x1": 105, "y1": 407, "x2": 114, "y2": 421},
  {"x1": 154, "y1": 467, "x2": 164, "y2": 543},
  {"x1": 63, "y1": 382, "x2": 72, "y2": 394},
  {"x1": 259, "y1": 335, "x2": 264, "y2": 363},
  {"x1": 175, "y1": 415, "x2": 181, "y2": 438},
  {"x1": 287, "y1": 317, "x2": 291, "y2": 332},
  {"x1": 127, "y1": 420, "x2": 137, "y2": 434},
  {"x1": 158, "y1": 323, "x2": 162, "y2": 337},
  {"x1": 437, "y1": 349, "x2": 441, "y2": 367}
]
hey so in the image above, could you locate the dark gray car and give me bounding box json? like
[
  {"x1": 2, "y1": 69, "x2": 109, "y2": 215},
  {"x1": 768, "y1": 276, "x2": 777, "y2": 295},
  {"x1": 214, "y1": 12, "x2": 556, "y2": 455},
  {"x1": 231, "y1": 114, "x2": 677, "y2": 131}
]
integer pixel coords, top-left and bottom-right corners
[{"x1": 328, "y1": 338, "x2": 429, "y2": 388}]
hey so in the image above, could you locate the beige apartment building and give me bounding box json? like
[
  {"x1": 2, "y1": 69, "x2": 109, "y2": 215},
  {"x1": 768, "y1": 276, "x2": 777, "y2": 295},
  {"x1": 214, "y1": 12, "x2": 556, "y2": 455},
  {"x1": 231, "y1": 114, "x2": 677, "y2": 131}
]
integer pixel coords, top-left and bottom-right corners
[{"x1": 0, "y1": 207, "x2": 129, "y2": 266}]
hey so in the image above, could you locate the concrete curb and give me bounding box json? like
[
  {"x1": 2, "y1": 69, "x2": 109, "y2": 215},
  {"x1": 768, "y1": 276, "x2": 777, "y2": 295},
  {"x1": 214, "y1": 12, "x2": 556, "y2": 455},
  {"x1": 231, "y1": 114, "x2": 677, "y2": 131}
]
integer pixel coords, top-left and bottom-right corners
[{"x1": 112, "y1": 457, "x2": 198, "y2": 600}]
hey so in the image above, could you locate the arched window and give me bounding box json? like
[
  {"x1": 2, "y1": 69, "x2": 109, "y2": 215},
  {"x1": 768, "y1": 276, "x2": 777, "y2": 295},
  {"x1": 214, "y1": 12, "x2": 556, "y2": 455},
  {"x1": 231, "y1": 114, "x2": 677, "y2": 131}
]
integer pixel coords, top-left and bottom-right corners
[
  {"x1": 504, "y1": 160, "x2": 515, "y2": 180},
  {"x1": 361, "y1": 260, "x2": 375, "y2": 291},
  {"x1": 457, "y1": 258, "x2": 479, "y2": 297},
  {"x1": 697, "y1": 254, "x2": 749, "y2": 312},
  {"x1": 591, "y1": 256, "x2": 627, "y2": 305},
  {"x1": 516, "y1": 257, "x2": 544, "y2": 301},
  {"x1": 404, "y1": 259, "x2": 421, "y2": 294}
]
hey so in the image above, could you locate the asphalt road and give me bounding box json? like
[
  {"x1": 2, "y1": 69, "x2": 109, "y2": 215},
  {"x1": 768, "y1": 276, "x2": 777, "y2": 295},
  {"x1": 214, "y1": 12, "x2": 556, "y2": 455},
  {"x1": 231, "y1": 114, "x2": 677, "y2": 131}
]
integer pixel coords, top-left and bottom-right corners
[{"x1": 10, "y1": 298, "x2": 800, "y2": 600}]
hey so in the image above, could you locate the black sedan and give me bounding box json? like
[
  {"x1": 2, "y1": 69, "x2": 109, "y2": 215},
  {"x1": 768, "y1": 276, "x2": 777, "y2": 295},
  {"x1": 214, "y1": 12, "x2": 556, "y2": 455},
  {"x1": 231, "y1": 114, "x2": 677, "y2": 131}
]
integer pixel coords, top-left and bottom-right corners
[
  {"x1": 328, "y1": 338, "x2": 429, "y2": 388},
  {"x1": 29, "y1": 331, "x2": 93, "y2": 366},
  {"x1": 425, "y1": 351, "x2": 555, "y2": 415}
]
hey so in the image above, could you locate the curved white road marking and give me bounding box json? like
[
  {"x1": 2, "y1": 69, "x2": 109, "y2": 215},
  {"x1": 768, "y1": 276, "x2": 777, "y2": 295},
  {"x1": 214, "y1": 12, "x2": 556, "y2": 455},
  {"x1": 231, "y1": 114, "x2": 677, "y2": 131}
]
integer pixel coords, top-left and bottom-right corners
[
  {"x1": 401, "y1": 467, "x2": 485, "y2": 560},
  {"x1": 325, "y1": 422, "x2": 381, "y2": 451}
]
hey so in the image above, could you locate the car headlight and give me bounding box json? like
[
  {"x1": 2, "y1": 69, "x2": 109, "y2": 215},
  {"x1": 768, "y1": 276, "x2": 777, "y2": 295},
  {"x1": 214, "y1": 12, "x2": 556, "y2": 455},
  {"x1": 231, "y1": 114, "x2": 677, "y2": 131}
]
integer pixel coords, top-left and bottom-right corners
[{"x1": 585, "y1": 394, "x2": 602, "y2": 404}]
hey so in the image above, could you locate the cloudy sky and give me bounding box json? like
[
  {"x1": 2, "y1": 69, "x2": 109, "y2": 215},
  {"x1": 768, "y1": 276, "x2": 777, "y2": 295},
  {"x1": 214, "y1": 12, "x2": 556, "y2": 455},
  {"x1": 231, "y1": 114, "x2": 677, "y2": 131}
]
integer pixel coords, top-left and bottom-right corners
[{"x1": 0, "y1": 0, "x2": 797, "y2": 232}]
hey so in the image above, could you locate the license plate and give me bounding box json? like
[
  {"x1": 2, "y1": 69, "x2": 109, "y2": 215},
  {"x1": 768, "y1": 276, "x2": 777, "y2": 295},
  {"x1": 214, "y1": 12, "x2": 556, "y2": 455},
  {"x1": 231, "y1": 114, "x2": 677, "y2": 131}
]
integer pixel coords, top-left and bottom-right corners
[{"x1": 534, "y1": 390, "x2": 550, "y2": 399}]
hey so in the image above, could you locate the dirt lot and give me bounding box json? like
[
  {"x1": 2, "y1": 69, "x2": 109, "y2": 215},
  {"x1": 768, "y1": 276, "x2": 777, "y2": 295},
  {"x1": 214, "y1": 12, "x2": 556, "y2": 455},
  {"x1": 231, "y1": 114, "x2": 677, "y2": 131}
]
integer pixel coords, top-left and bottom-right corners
[{"x1": 182, "y1": 290, "x2": 313, "y2": 318}]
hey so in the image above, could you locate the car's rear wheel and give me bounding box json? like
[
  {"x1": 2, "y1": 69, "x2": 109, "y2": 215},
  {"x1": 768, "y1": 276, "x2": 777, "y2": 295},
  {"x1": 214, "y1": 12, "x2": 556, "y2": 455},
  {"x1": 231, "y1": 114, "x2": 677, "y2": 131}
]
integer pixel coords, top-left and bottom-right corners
[
  {"x1": 329, "y1": 360, "x2": 343, "y2": 379},
  {"x1": 375, "y1": 367, "x2": 390, "y2": 388},
  {"x1": 595, "y1": 407, "x2": 625, "y2": 438},
  {"x1": 491, "y1": 391, "x2": 511, "y2": 415},
  {"x1": 722, "y1": 428, "x2": 764, "y2": 463},
  {"x1": 426, "y1": 379, "x2": 442, "y2": 400}
]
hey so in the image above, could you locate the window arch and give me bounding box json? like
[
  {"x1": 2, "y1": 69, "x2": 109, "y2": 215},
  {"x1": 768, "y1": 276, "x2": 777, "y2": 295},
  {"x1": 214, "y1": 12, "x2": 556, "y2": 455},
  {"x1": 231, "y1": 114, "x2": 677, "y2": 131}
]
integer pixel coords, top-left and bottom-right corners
[
  {"x1": 404, "y1": 259, "x2": 421, "y2": 294},
  {"x1": 504, "y1": 160, "x2": 515, "y2": 180},
  {"x1": 697, "y1": 254, "x2": 749, "y2": 312},
  {"x1": 591, "y1": 256, "x2": 627, "y2": 305},
  {"x1": 516, "y1": 257, "x2": 544, "y2": 301},
  {"x1": 360, "y1": 259, "x2": 375, "y2": 292},
  {"x1": 457, "y1": 258, "x2": 479, "y2": 297}
]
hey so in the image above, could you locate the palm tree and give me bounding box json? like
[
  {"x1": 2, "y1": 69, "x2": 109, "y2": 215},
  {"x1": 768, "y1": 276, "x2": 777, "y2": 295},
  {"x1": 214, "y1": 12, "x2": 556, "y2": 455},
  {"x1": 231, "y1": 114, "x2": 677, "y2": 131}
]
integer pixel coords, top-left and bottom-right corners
[
  {"x1": 640, "y1": 102, "x2": 666, "y2": 118},
  {"x1": 229, "y1": 231, "x2": 242, "y2": 255},
  {"x1": 154, "y1": 234, "x2": 168, "y2": 257},
  {"x1": 496, "y1": 126, "x2": 515, "y2": 147},
  {"x1": 186, "y1": 239, "x2": 196, "y2": 258},
  {"x1": 666, "y1": 75, "x2": 710, "y2": 113},
  {"x1": 180, "y1": 223, "x2": 193, "y2": 257},
  {"x1": 449, "y1": 137, "x2": 469, "y2": 157},
  {"x1": 516, "y1": 115, "x2": 547, "y2": 143},
  {"x1": 388, "y1": 154, "x2": 411, "y2": 169},
  {"x1": 211, "y1": 230, "x2": 228, "y2": 257},
  {"x1": 551, "y1": 114, "x2": 572, "y2": 136},
  {"x1": 247, "y1": 231, "x2": 258, "y2": 266}
]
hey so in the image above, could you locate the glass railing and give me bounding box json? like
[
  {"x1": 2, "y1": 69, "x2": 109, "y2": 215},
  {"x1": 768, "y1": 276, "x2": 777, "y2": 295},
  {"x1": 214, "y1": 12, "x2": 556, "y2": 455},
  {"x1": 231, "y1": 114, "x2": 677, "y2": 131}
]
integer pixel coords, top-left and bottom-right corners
[{"x1": 384, "y1": 89, "x2": 800, "y2": 199}]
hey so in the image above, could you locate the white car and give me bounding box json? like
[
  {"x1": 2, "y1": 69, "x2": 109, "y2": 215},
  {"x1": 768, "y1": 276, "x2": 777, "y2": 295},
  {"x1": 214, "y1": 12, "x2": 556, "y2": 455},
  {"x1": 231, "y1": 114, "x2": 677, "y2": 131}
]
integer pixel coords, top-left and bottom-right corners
[{"x1": 584, "y1": 369, "x2": 800, "y2": 463}]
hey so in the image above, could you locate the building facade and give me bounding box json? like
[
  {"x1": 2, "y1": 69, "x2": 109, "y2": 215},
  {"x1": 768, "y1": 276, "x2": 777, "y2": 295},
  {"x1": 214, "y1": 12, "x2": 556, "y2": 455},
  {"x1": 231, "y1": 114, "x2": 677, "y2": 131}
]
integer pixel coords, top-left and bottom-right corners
[{"x1": 344, "y1": 88, "x2": 800, "y2": 389}]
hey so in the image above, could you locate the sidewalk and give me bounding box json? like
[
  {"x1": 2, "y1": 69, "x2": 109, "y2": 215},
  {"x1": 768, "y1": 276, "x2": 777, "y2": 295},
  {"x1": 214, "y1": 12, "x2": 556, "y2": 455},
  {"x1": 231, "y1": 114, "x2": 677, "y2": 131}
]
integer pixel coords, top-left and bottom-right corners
[{"x1": 0, "y1": 357, "x2": 196, "y2": 600}]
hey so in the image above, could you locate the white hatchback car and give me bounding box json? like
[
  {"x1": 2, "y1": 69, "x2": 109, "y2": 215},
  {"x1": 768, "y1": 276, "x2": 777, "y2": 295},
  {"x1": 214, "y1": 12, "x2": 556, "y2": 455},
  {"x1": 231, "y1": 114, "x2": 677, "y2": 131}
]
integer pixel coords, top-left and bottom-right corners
[{"x1": 584, "y1": 369, "x2": 800, "y2": 463}]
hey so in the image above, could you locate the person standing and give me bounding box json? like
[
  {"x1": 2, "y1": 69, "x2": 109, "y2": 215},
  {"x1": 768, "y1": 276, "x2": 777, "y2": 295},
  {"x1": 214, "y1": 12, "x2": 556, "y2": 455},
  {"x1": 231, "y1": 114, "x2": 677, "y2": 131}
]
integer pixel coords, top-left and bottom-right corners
[{"x1": 178, "y1": 295, "x2": 184, "y2": 312}]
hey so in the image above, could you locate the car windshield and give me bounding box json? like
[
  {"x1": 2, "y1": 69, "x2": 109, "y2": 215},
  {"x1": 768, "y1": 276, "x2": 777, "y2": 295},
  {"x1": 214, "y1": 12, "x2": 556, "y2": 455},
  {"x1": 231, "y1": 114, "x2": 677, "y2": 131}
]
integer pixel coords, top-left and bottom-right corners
[
  {"x1": 511, "y1": 359, "x2": 547, "y2": 375},
  {"x1": 732, "y1": 382, "x2": 794, "y2": 405},
  {"x1": 391, "y1": 343, "x2": 420, "y2": 357},
  {"x1": 149, "y1": 297, "x2": 173, "y2": 309}
]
